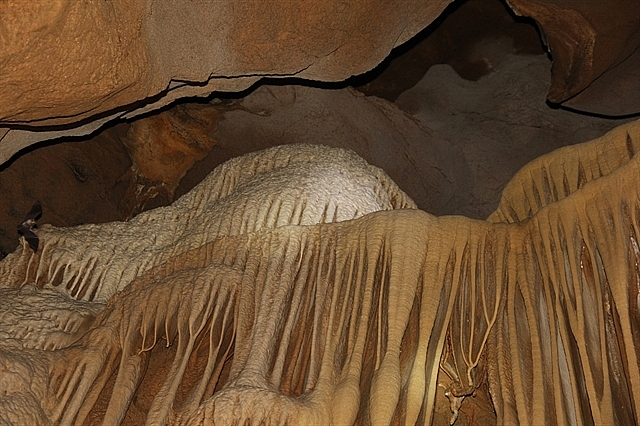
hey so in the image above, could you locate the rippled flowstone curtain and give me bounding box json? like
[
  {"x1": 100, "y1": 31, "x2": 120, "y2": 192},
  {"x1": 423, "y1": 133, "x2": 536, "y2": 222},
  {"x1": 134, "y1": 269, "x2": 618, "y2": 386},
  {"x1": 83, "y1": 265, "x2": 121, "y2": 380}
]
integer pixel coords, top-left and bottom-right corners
[{"x1": 0, "y1": 121, "x2": 638, "y2": 425}]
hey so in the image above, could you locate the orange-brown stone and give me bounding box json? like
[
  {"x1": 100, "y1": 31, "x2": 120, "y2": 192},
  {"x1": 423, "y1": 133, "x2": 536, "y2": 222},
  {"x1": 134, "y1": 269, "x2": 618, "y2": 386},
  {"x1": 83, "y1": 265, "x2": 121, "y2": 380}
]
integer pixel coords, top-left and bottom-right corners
[{"x1": 0, "y1": 0, "x2": 452, "y2": 163}]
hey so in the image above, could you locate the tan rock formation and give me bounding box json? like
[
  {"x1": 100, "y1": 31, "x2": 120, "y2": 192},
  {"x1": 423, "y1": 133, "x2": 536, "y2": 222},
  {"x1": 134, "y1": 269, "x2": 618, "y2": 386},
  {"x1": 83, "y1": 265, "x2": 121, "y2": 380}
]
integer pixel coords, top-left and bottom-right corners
[
  {"x1": 0, "y1": 120, "x2": 638, "y2": 424},
  {"x1": 0, "y1": 0, "x2": 452, "y2": 163},
  {"x1": 0, "y1": 1, "x2": 150, "y2": 126},
  {"x1": 3, "y1": 0, "x2": 638, "y2": 163},
  {"x1": 203, "y1": 85, "x2": 469, "y2": 215},
  {"x1": 1, "y1": 144, "x2": 416, "y2": 303}
]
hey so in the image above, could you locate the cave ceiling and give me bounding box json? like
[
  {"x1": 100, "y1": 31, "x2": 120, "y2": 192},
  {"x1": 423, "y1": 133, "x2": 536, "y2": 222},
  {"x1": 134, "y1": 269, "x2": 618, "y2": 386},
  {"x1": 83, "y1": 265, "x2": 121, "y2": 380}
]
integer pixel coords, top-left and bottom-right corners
[{"x1": 0, "y1": 0, "x2": 638, "y2": 163}]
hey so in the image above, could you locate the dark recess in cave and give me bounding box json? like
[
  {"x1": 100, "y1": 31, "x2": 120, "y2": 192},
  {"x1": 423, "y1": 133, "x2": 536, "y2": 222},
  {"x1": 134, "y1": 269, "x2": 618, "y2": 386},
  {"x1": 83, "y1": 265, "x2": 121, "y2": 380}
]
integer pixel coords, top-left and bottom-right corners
[{"x1": 351, "y1": 0, "x2": 545, "y2": 100}]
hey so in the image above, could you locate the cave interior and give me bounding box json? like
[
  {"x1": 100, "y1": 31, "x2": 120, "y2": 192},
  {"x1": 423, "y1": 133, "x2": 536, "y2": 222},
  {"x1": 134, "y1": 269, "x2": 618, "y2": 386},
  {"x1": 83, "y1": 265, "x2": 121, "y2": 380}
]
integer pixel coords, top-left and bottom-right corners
[{"x1": 0, "y1": 0, "x2": 639, "y2": 424}]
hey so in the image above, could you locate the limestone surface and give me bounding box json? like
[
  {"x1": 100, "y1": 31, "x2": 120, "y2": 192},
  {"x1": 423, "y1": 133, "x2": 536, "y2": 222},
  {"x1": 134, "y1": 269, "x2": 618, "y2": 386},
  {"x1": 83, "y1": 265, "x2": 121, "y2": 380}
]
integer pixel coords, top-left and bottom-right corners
[
  {"x1": 0, "y1": 0, "x2": 452, "y2": 163},
  {"x1": 507, "y1": 0, "x2": 640, "y2": 113},
  {"x1": 0, "y1": 121, "x2": 638, "y2": 425}
]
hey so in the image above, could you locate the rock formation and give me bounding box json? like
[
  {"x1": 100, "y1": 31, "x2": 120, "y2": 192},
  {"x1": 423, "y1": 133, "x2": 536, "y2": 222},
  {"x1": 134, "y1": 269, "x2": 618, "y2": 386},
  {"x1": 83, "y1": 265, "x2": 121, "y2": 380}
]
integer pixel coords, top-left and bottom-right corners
[
  {"x1": 395, "y1": 52, "x2": 631, "y2": 218},
  {"x1": 506, "y1": 0, "x2": 640, "y2": 115},
  {"x1": 1, "y1": 0, "x2": 638, "y2": 162},
  {"x1": 0, "y1": 0, "x2": 453, "y2": 163},
  {"x1": 0, "y1": 121, "x2": 638, "y2": 425},
  {"x1": 1, "y1": 1, "x2": 639, "y2": 424}
]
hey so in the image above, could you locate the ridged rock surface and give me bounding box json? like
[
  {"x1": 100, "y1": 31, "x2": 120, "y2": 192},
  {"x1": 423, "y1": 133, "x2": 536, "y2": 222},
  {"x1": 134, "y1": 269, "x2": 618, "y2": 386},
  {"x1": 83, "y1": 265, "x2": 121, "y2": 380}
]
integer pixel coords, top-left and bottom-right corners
[
  {"x1": 0, "y1": 144, "x2": 416, "y2": 303},
  {"x1": 0, "y1": 120, "x2": 638, "y2": 425}
]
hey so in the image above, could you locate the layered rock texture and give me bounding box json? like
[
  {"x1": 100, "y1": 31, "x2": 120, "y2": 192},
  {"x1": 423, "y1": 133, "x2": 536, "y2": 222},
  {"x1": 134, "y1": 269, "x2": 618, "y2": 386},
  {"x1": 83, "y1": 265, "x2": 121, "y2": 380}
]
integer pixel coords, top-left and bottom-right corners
[
  {"x1": 0, "y1": 121, "x2": 638, "y2": 425},
  {"x1": 1, "y1": 0, "x2": 638, "y2": 162},
  {"x1": 0, "y1": 0, "x2": 453, "y2": 163},
  {"x1": 0, "y1": 48, "x2": 630, "y2": 258}
]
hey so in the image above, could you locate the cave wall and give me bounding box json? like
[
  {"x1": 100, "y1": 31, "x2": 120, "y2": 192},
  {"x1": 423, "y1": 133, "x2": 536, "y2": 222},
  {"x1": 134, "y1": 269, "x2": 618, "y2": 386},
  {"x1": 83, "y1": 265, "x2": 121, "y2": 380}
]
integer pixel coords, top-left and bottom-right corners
[
  {"x1": 1, "y1": 0, "x2": 639, "y2": 164},
  {"x1": 0, "y1": 0, "x2": 453, "y2": 163},
  {"x1": 1, "y1": 0, "x2": 636, "y2": 258}
]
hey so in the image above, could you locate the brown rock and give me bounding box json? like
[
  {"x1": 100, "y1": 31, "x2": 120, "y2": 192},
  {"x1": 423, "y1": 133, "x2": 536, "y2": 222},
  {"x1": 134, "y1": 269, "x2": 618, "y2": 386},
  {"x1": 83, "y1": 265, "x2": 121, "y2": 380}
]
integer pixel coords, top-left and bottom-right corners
[
  {"x1": 0, "y1": 124, "x2": 132, "y2": 258},
  {"x1": 395, "y1": 52, "x2": 631, "y2": 218},
  {"x1": 562, "y1": 46, "x2": 640, "y2": 116},
  {"x1": 176, "y1": 85, "x2": 470, "y2": 216},
  {"x1": 0, "y1": 0, "x2": 150, "y2": 125},
  {"x1": 0, "y1": 0, "x2": 452, "y2": 163},
  {"x1": 119, "y1": 103, "x2": 220, "y2": 217},
  {"x1": 506, "y1": 0, "x2": 640, "y2": 112},
  {"x1": 356, "y1": 0, "x2": 544, "y2": 101}
]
